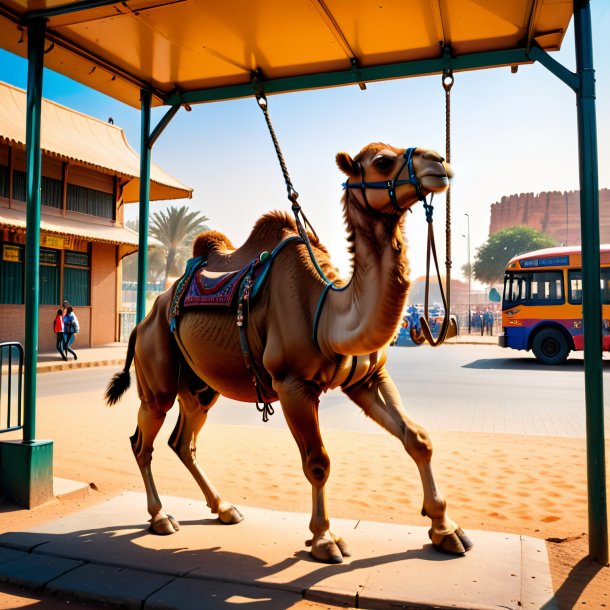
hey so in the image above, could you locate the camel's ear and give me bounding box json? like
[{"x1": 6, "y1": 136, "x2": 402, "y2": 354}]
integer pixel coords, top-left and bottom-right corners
[{"x1": 336, "y1": 152, "x2": 358, "y2": 177}]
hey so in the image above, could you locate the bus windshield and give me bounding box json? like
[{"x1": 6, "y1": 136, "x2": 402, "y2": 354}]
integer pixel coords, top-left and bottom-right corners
[{"x1": 502, "y1": 270, "x2": 564, "y2": 308}]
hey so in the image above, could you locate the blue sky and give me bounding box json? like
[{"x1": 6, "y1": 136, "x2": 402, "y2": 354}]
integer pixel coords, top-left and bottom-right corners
[{"x1": 1, "y1": 3, "x2": 609, "y2": 282}]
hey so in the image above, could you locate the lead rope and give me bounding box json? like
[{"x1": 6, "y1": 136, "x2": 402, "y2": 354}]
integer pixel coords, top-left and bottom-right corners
[
  {"x1": 410, "y1": 69, "x2": 457, "y2": 346},
  {"x1": 255, "y1": 92, "x2": 336, "y2": 285}
]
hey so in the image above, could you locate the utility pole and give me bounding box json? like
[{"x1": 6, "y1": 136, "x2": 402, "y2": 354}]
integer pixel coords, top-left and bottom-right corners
[{"x1": 465, "y1": 212, "x2": 471, "y2": 333}]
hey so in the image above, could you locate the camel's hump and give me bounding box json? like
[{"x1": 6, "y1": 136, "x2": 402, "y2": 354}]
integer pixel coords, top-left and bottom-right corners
[{"x1": 192, "y1": 211, "x2": 300, "y2": 259}]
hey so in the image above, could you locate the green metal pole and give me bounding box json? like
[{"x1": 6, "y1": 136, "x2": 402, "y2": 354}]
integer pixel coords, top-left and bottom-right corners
[
  {"x1": 23, "y1": 18, "x2": 46, "y2": 443},
  {"x1": 574, "y1": 0, "x2": 609, "y2": 565},
  {"x1": 136, "y1": 89, "x2": 151, "y2": 324}
]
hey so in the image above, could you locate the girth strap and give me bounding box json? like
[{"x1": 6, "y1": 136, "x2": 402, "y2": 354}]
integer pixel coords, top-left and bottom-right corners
[{"x1": 236, "y1": 236, "x2": 302, "y2": 421}]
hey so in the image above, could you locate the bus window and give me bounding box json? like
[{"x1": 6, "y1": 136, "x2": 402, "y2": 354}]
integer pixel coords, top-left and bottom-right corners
[
  {"x1": 503, "y1": 273, "x2": 528, "y2": 305},
  {"x1": 568, "y1": 268, "x2": 610, "y2": 304},
  {"x1": 569, "y1": 269, "x2": 582, "y2": 304},
  {"x1": 529, "y1": 271, "x2": 564, "y2": 304}
]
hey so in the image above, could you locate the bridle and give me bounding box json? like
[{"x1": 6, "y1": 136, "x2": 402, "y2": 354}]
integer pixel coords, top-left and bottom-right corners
[
  {"x1": 342, "y1": 147, "x2": 428, "y2": 215},
  {"x1": 342, "y1": 145, "x2": 456, "y2": 347}
]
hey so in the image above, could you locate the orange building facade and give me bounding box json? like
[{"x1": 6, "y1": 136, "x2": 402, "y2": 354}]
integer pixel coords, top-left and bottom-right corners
[{"x1": 0, "y1": 81, "x2": 192, "y2": 352}]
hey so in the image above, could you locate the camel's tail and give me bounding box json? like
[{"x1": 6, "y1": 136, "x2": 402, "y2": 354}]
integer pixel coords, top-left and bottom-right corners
[{"x1": 105, "y1": 327, "x2": 136, "y2": 406}]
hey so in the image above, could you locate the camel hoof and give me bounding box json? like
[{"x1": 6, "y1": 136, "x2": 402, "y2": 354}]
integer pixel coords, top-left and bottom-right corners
[
  {"x1": 307, "y1": 533, "x2": 349, "y2": 564},
  {"x1": 429, "y1": 527, "x2": 473, "y2": 555},
  {"x1": 149, "y1": 513, "x2": 180, "y2": 535},
  {"x1": 217, "y1": 503, "x2": 244, "y2": 524}
]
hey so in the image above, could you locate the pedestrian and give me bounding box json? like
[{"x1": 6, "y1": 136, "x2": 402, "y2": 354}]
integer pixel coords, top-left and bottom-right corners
[
  {"x1": 53, "y1": 308, "x2": 67, "y2": 360},
  {"x1": 63, "y1": 306, "x2": 80, "y2": 360}
]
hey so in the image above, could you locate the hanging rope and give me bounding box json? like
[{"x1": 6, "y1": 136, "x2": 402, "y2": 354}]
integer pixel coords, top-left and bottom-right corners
[
  {"x1": 255, "y1": 91, "x2": 340, "y2": 288},
  {"x1": 409, "y1": 69, "x2": 457, "y2": 346}
]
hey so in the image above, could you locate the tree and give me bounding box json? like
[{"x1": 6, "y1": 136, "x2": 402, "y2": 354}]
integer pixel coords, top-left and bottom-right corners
[
  {"x1": 149, "y1": 206, "x2": 210, "y2": 286},
  {"x1": 122, "y1": 207, "x2": 210, "y2": 285},
  {"x1": 472, "y1": 226, "x2": 557, "y2": 285}
]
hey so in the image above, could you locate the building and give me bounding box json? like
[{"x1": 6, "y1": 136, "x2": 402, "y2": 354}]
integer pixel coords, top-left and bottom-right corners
[
  {"x1": 489, "y1": 188, "x2": 610, "y2": 245},
  {"x1": 0, "y1": 81, "x2": 192, "y2": 351}
]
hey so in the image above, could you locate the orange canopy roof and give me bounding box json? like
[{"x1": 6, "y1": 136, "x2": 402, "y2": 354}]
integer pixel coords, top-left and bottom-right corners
[{"x1": 0, "y1": 1, "x2": 573, "y2": 108}]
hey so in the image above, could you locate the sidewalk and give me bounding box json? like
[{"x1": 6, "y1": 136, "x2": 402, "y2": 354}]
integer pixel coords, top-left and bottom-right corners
[
  {"x1": 0, "y1": 491, "x2": 556, "y2": 610},
  {"x1": 37, "y1": 342, "x2": 128, "y2": 373}
]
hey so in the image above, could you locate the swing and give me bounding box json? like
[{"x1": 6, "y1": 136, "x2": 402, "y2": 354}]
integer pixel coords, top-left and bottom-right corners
[{"x1": 253, "y1": 69, "x2": 457, "y2": 347}]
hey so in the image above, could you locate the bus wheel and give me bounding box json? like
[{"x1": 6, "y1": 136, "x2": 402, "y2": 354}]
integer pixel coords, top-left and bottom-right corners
[{"x1": 532, "y1": 328, "x2": 570, "y2": 365}]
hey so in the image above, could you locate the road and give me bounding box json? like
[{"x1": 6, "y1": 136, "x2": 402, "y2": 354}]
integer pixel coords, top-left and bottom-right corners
[{"x1": 37, "y1": 344, "x2": 609, "y2": 438}]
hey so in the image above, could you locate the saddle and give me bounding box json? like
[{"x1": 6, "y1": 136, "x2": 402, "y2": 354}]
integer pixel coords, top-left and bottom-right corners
[
  {"x1": 169, "y1": 235, "x2": 301, "y2": 330},
  {"x1": 168, "y1": 236, "x2": 302, "y2": 422}
]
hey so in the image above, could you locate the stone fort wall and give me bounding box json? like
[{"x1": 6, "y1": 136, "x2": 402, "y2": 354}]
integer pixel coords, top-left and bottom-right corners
[{"x1": 489, "y1": 188, "x2": 610, "y2": 245}]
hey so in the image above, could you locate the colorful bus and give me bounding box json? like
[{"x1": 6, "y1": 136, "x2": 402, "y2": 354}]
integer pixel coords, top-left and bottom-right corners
[{"x1": 498, "y1": 245, "x2": 610, "y2": 364}]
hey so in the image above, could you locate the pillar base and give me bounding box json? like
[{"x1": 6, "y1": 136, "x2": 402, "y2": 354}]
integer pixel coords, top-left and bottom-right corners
[{"x1": 0, "y1": 440, "x2": 54, "y2": 508}]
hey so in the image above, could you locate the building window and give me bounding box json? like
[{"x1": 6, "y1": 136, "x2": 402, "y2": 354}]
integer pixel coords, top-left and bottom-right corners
[
  {"x1": 67, "y1": 184, "x2": 114, "y2": 220},
  {"x1": 39, "y1": 248, "x2": 59, "y2": 305},
  {"x1": 0, "y1": 243, "x2": 24, "y2": 304},
  {"x1": 11, "y1": 170, "x2": 62, "y2": 209},
  {"x1": 64, "y1": 250, "x2": 90, "y2": 306},
  {"x1": 12, "y1": 169, "x2": 25, "y2": 202},
  {"x1": 0, "y1": 164, "x2": 9, "y2": 198},
  {"x1": 41, "y1": 175, "x2": 62, "y2": 208}
]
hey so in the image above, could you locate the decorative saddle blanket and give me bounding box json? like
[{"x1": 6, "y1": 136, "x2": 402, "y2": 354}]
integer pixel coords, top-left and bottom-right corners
[
  {"x1": 184, "y1": 267, "x2": 250, "y2": 308},
  {"x1": 169, "y1": 235, "x2": 302, "y2": 332}
]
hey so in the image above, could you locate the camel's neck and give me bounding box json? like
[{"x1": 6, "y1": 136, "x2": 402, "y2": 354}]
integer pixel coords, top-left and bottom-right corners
[{"x1": 320, "y1": 195, "x2": 410, "y2": 356}]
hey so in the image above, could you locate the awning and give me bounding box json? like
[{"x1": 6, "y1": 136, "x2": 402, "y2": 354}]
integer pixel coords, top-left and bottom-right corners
[
  {"x1": 0, "y1": 80, "x2": 192, "y2": 202},
  {"x1": 0, "y1": 204, "x2": 161, "y2": 258}
]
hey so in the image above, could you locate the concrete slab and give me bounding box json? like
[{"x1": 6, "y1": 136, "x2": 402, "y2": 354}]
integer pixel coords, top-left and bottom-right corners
[
  {"x1": 0, "y1": 550, "x2": 83, "y2": 589},
  {"x1": 0, "y1": 492, "x2": 556, "y2": 610},
  {"x1": 46, "y1": 563, "x2": 175, "y2": 610},
  {"x1": 53, "y1": 476, "x2": 91, "y2": 501},
  {"x1": 145, "y1": 577, "x2": 303, "y2": 610}
]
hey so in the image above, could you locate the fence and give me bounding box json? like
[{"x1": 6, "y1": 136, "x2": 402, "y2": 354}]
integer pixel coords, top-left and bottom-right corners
[
  {"x1": 0, "y1": 342, "x2": 24, "y2": 434},
  {"x1": 121, "y1": 281, "x2": 165, "y2": 310}
]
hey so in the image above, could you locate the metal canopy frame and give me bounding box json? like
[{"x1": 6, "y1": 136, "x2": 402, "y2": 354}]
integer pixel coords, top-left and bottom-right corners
[{"x1": 10, "y1": 0, "x2": 607, "y2": 565}]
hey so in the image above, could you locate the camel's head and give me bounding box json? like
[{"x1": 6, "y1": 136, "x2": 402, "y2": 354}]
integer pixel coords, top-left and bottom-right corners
[{"x1": 336, "y1": 143, "x2": 453, "y2": 215}]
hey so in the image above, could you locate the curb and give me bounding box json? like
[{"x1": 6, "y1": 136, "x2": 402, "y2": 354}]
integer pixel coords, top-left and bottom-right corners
[{"x1": 37, "y1": 359, "x2": 125, "y2": 374}]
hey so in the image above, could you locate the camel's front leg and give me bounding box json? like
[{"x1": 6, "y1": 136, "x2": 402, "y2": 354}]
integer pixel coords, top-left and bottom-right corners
[
  {"x1": 275, "y1": 378, "x2": 350, "y2": 563},
  {"x1": 345, "y1": 366, "x2": 472, "y2": 555}
]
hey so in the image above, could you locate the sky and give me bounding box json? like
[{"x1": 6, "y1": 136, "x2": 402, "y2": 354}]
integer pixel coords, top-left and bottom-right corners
[{"x1": 1, "y1": 3, "x2": 609, "y2": 285}]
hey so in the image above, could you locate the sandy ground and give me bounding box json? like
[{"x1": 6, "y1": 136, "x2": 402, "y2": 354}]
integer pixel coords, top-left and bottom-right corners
[{"x1": 1, "y1": 384, "x2": 609, "y2": 609}]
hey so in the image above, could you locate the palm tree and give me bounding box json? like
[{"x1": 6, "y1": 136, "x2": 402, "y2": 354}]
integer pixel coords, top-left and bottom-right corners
[{"x1": 149, "y1": 206, "x2": 210, "y2": 286}]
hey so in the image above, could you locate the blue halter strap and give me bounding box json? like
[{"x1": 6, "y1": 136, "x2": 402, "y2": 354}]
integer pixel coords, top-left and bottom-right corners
[{"x1": 342, "y1": 147, "x2": 426, "y2": 212}]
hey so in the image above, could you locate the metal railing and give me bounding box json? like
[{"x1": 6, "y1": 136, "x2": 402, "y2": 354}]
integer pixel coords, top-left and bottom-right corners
[
  {"x1": 119, "y1": 311, "x2": 137, "y2": 343},
  {"x1": 0, "y1": 342, "x2": 24, "y2": 434}
]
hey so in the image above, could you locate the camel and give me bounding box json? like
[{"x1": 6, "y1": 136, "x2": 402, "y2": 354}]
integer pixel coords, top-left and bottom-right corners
[{"x1": 106, "y1": 142, "x2": 472, "y2": 563}]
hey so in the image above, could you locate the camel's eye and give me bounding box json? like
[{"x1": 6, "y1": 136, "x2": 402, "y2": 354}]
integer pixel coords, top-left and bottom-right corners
[{"x1": 372, "y1": 154, "x2": 396, "y2": 172}]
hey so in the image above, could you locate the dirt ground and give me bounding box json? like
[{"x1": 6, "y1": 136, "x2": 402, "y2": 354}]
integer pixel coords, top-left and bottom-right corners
[{"x1": 0, "y1": 384, "x2": 608, "y2": 609}]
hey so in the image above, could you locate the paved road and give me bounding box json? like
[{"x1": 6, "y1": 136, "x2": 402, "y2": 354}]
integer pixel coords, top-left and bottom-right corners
[{"x1": 37, "y1": 344, "x2": 609, "y2": 438}]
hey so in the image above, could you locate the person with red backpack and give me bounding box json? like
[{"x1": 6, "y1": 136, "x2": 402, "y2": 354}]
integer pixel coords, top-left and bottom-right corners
[{"x1": 53, "y1": 308, "x2": 67, "y2": 360}]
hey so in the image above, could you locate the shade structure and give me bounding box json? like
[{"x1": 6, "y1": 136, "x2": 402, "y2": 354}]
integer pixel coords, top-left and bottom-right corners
[
  {"x1": 0, "y1": 0, "x2": 606, "y2": 568},
  {"x1": 0, "y1": 0, "x2": 573, "y2": 107}
]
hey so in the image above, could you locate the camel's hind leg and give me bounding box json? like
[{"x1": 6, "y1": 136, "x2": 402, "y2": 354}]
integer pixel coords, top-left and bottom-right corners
[
  {"x1": 131, "y1": 404, "x2": 180, "y2": 535},
  {"x1": 168, "y1": 371, "x2": 243, "y2": 524},
  {"x1": 130, "y1": 291, "x2": 182, "y2": 535},
  {"x1": 275, "y1": 378, "x2": 350, "y2": 564},
  {"x1": 345, "y1": 366, "x2": 472, "y2": 555}
]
